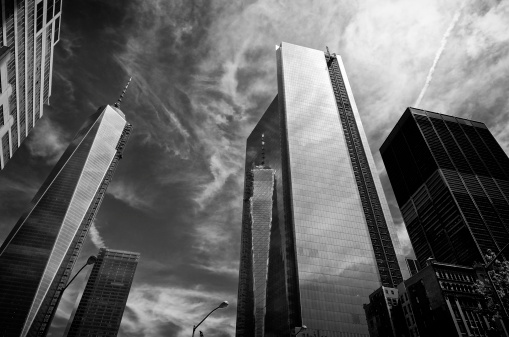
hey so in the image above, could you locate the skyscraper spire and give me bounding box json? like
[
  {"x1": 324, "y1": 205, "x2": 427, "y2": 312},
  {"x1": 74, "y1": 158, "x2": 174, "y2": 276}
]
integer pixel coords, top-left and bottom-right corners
[
  {"x1": 261, "y1": 133, "x2": 265, "y2": 166},
  {"x1": 114, "y1": 77, "x2": 132, "y2": 108}
]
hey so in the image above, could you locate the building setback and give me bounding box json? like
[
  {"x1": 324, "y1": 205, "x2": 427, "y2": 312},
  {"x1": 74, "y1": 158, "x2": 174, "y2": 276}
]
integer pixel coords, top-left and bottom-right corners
[
  {"x1": 381, "y1": 108, "x2": 509, "y2": 268},
  {"x1": 0, "y1": 0, "x2": 62, "y2": 169},
  {"x1": 0, "y1": 103, "x2": 132, "y2": 336},
  {"x1": 236, "y1": 42, "x2": 409, "y2": 337},
  {"x1": 64, "y1": 249, "x2": 140, "y2": 337}
]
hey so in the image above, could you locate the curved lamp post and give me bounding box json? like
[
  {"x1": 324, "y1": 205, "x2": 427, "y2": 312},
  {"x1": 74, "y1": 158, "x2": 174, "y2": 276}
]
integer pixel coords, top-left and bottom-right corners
[
  {"x1": 293, "y1": 325, "x2": 307, "y2": 336},
  {"x1": 42, "y1": 255, "x2": 97, "y2": 335},
  {"x1": 192, "y1": 301, "x2": 229, "y2": 337}
]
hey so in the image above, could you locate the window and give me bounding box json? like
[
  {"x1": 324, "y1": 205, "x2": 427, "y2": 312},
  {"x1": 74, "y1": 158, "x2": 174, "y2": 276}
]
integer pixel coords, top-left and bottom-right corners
[
  {"x1": 54, "y1": 17, "x2": 60, "y2": 43},
  {"x1": 47, "y1": 0, "x2": 54, "y2": 22},
  {"x1": 36, "y1": 1, "x2": 44, "y2": 32},
  {"x1": 55, "y1": 0, "x2": 61, "y2": 14}
]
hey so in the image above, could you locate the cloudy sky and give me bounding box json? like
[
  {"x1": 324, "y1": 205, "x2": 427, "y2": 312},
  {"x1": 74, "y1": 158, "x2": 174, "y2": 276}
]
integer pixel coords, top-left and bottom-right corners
[{"x1": 0, "y1": 0, "x2": 508, "y2": 336}]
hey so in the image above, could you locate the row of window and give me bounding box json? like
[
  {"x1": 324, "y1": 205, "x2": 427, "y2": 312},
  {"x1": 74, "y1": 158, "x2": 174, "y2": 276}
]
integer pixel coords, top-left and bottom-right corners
[
  {"x1": 436, "y1": 270, "x2": 475, "y2": 282},
  {"x1": 36, "y1": 0, "x2": 61, "y2": 33}
]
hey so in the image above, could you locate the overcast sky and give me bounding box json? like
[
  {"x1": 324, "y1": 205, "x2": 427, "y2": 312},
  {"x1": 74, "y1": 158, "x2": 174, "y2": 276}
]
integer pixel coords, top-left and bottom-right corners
[{"x1": 0, "y1": 0, "x2": 508, "y2": 336}]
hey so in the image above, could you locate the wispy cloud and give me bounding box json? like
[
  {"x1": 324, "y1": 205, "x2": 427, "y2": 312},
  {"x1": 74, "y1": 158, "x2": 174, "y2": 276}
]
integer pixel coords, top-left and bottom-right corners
[
  {"x1": 26, "y1": 116, "x2": 68, "y2": 165},
  {"x1": 193, "y1": 151, "x2": 241, "y2": 209},
  {"x1": 120, "y1": 285, "x2": 235, "y2": 337},
  {"x1": 107, "y1": 181, "x2": 155, "y2": 211},
  {"x1": 89, "y1": 221, "x2": 107, "y2": 249}
]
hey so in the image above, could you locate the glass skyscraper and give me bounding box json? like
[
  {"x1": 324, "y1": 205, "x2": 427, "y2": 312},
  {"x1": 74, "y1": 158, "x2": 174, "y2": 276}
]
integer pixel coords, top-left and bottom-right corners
[
  {"x1": 64, "y1": 248, "x2": 140, "y2": 337},
  {"x1": 237, "y1": 161, "x2": 276, "y2": 337},
  {"x1": 0, "y1": 104, "x2": 132, "y2": 336},
  {"x1": 381, "y1": 107, "x2": 509, "y2": 268},
  {"x1": 236, "y1": 42, "x2": 409, "y2": 337},
  {"x1": 0, "y1": 0, "x2": 62, "y2": 169}
]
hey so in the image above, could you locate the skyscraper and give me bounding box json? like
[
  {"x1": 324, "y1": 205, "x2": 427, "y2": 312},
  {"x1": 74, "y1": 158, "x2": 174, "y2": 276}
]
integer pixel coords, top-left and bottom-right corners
[
  {"x1": 0, "y1": 103, "x2": 132, "y2": 336},
  {"x1": 64, "y1": 248, "x2": 140, "y2": 337},
  {"x1": 236, "y1": 159, "x2": 276, "y2": 337},
  {"x1": 380, "y1": 107, "x2": 509, "y2": 268},
  {"x1": 236, "y1": 42, "x2": 409, "y2": 337},
  {"x1": 0, "y1": 0, "x2": 63, "y2": 169}
]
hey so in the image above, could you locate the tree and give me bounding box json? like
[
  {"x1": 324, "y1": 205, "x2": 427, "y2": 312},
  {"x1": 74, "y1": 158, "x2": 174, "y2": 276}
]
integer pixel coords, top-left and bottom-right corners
[{"x1": 474, "y1": 249, "x2": 509, "y2": 331}]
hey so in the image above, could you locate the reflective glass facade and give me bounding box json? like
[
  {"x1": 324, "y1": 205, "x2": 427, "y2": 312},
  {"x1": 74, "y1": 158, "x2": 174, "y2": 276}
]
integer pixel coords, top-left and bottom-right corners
[
  {"x1": 237, "y1": 43, "x2": 409, "y2": 337},
  {"x1": 64, "y1": 249, "x2": 140, "y2": 337},
  {"x1": 381, "y1": 107, "x2": 509, "y2": 268},
  {"x1": 0, "y1": 105, "x2": 131, "y2": 336},
  {"x1": 0, "y1": 0, "x2": 62, "y2": 169},
  {"x1": 236, "y1": 166, "x2": 276, "y2": 337}
]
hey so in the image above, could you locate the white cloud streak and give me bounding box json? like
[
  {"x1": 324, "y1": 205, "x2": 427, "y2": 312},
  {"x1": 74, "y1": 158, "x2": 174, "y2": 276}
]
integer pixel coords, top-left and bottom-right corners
[
  {"x1": 89, "y1": 221, "x2": 106, "y2": 249},
  {"x1": 26, "y1": 116, "x2": 68, "y2": 165},
  {"x1": 414, "y1": 5, "x2": 464, "y2": 108},
  {"x1": 120, "y1": 285, "x2": 235, "y2": 337},
  {"x1": 107, "y1": 181, "x2": 155, "y2": 211}
]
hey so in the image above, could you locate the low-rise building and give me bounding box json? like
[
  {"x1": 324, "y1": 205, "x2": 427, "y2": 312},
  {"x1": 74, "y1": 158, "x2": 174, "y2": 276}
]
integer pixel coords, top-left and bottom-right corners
[{"x1": 365, "y1": 258, "x2": 508, "y2": 337}]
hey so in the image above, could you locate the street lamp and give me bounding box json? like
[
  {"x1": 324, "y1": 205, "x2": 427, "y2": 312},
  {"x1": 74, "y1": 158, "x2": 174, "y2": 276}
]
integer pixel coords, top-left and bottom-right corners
[
  {"x1": 192, "y1": 301, "x2": 229, "y2": 337},
  {"x1": 293, "y1": 325, "x2": 307, "y2": 336},
  {"x1": 41, "y1": 255, "x2": 97, "y2": 335}
]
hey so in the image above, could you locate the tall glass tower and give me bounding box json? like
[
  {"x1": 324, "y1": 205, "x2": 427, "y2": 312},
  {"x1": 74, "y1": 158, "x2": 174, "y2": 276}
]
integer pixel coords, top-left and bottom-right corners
[
  {"x1": 236, "y1": 42, "x2": 409, "y2": 337},
  {"x1": 0, "y1": 0, "x2": 63, "y2": 169},
  {"x1": 0, "y1": 103, "x2": 132, "y2": 336},
  {"x1": 237, "y1": 160, "x2": 276, "y2": 337},
  {"x1": 64, "y1": 248, "x2": 140, "y2": 337},
  {"x1": 381, "y1": 107, "x2": 509, "y2": 268}
]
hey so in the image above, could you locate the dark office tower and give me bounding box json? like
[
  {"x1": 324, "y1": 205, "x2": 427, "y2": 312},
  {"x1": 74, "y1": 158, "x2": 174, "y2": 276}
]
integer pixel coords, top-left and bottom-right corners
[
  {"x1": 236, "y1": 42, "x2": 409, "y2": 337},
  {"x1": 64, "y1": 248, "x2": 139, "y2": 337},
  {"x1": 236, "y1": 162, "x2": 276, "y2": 337},
  {"x1": 381, "y1": 107, "x2": 509, "y2": 268},
  {"x1": 0, "y1": 104, "x2": 132, "y2": 336},
  {"x1": 0, "y1": 0, "x2": 63, "y2": 169}
]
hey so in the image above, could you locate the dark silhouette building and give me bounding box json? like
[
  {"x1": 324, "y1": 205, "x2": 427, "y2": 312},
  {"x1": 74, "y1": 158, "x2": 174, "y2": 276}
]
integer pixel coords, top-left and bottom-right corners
[
  {"x1": 0, "y1": 104, "x2": 132, "y2": 336},
  {"x1": 64, "y1": 249, "x2": 140, "y2": 337},
  {"x1": 381, "y1": 108, "x2": 509, "y2": 268},
  {"x1": 236, "y1": 42, "x2": 409, "y2": 337}
]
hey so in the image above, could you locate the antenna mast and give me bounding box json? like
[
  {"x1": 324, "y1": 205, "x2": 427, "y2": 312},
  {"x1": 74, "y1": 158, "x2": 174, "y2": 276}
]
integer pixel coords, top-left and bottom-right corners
[{"x1": 114, "y1": 77, "x2": 132, "y2": 108}]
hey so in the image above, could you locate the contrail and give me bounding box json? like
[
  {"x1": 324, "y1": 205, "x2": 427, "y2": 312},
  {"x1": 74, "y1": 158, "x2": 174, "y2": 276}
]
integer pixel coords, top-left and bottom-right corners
[{"x1": 414, "y1": 8, "x2": 463, "y2": 108}]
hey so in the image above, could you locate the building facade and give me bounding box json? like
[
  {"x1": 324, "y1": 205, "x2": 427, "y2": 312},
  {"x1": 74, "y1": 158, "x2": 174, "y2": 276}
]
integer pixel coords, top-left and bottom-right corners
[
  {"x1": 236, "y1": 162, "x2": 276, "y2": 337},
  {"x1": 0, "y1": 0, "x2": 62, "y2": 169},
  {"x1": 365, "y1": 259, "x2": 506, "y2": 337},
  {"x1": 364, "y1": 286, "x2": 408, "y2": 337},
  {"x1": 398, "y1": 259, "x2": 503, "y2": 337},
  {"x1": 236, "y1": 42, "x2": 409, "y2": 337},
  {"x1": 0, "y1": 104, "x2": 132, "y2": 336},
  {"x1": 381, "y1": 108, "x2": 509, "y2": 268},
  {"x1": 64, "y1": 248, "x2": 139, "y2": 337}
]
